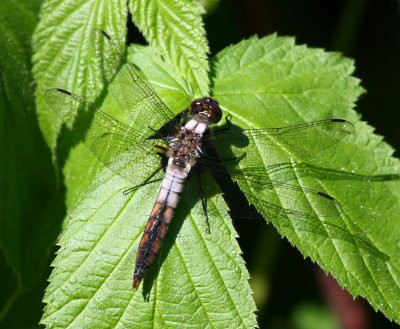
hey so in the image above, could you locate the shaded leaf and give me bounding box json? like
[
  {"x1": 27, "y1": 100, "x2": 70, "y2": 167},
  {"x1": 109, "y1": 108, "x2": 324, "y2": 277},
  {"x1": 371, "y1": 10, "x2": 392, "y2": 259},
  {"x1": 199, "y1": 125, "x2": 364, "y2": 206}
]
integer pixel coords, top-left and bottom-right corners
[
  {"x1": 0, "y1": 0, "x2": 54, "y2": 285},
  {"x1": 0, "y1": 0, "x2": 64, "y2": 327}
]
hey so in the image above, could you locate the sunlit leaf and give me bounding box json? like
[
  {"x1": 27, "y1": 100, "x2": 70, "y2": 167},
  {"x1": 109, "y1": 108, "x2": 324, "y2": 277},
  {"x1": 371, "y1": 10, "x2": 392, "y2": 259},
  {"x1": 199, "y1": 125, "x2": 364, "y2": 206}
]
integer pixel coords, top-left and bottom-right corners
[
  {"x1": 130, "y1": 0, "x2": 210, "y2": 96},
  {"x1": 42, "y1": 170, "x2": 257, "y2": 328},
  {"x1": 32, "y1": 0, "x2": 127, "y2": 150}
]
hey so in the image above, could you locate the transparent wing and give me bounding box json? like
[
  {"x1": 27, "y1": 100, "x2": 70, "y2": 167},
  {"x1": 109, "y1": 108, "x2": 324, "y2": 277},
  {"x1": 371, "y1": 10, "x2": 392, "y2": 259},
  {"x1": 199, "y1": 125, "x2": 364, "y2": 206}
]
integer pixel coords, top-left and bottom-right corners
[
  {"x1": 209, "y1": 119, "x2": 354, "y2": 158},
  {"x1": 202, "y1": 161, "x2": 388, "y2": 260},
  {"x1": 201, "y1": 119, "x2": 353, "y2": 218},
  {"x1": 90, "y1": 29, "x2": 180, "y2": 137},
  {"x1": 45, "y1": 88, "x2": 162, "y2": 186},
  {"x1": 202, "y1": 159, "x2": 341, "y2": 218},
  {"x1": 234, "y1": 171, "x2": 342, "y2": 218}
]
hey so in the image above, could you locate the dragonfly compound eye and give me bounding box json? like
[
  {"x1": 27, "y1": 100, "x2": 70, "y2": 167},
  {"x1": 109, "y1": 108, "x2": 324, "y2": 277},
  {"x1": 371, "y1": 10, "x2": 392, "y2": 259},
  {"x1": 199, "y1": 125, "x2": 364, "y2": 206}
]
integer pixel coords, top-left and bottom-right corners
[{"x1": 189, "y1": 97, "x2": 222, "y2": 124}]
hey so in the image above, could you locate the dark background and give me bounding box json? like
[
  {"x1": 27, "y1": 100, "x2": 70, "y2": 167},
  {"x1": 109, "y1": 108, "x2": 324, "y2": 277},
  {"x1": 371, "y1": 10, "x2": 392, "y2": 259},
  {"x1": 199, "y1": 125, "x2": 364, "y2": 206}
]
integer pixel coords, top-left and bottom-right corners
[{"x1": 1, "y1": 0, "x2": 400, "y2": 328}]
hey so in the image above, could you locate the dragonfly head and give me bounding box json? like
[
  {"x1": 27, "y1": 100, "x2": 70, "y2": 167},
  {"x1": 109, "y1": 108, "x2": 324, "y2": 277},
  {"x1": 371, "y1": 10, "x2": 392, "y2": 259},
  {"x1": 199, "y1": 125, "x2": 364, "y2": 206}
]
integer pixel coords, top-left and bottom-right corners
[{"x1": 189, "y1": 97, "x2": 222, "y2": 124}]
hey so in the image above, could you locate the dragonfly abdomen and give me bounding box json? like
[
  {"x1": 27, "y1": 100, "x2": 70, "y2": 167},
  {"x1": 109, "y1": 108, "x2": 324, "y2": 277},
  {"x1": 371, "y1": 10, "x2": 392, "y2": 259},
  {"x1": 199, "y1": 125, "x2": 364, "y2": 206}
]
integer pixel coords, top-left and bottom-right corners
[
  {"x1": 133, "y1": 100, "x2": 222, "y2": 289},
  {"x1": 133, "y1": 167, "x2": 187, "y2": 289}
]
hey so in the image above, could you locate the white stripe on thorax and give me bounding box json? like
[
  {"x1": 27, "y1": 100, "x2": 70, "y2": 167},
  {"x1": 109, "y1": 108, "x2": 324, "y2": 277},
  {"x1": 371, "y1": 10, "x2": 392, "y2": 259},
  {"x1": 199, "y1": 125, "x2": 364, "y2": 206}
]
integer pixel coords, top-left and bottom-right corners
[
  {"x1": 185, "y1": 119, "x2": 197, "y2": 130},
  {"x1": 184, "y1": 119, "x2": 207, "y2": 134}
]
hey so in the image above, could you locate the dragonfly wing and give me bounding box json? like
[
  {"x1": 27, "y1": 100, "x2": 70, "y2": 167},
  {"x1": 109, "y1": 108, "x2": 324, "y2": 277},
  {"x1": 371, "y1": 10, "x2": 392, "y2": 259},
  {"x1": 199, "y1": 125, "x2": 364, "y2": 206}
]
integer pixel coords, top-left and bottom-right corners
[
  {"x1": 203, "y1": 119, "x2": 352, "y2": 216},
  {"x1": 45, "y1": 88, "x2": 162, "y2": 187},
  {"x1": 237, "y1": 172, "x2": 342, "y2": 218},
  {"x1": 203, "y1": 160, "x2": 390, "y2": 259},
  {"x1": 203, "y1": 159, "x2": 341, "y2": 218},
  {"x1": 209, "y1": 119, "x2": 354, "y2": 159},
  {"x1": 90, "y1": 29, "x2": 179, "y2": 137}
]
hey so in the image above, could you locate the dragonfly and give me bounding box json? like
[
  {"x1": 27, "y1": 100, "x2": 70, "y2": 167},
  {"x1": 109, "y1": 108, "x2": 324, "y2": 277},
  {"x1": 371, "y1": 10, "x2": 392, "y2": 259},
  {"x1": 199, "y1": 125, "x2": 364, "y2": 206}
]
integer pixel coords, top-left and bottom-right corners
[{"x1": 45, "y1": 29, "x2": 354, "y2": 290}]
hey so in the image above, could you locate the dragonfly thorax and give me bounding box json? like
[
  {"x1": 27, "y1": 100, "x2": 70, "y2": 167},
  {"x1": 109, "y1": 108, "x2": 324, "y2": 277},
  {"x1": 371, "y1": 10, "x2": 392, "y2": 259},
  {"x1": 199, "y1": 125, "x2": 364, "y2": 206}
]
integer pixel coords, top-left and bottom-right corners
[{"x1": 167, "y1": 121, "x2": 204, "y2": 170}]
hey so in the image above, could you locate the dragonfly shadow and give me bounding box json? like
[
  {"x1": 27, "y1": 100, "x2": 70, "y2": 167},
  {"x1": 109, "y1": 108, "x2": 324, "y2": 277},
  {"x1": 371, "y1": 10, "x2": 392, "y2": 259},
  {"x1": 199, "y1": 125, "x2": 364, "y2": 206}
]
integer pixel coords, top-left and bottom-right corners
[
  {"x1": 264, "y1": 203, "x2": 390, "y2": 262},
  {"x1": 226, "y1": 187, "x2": 391, "y2": 262},
  {"x1": 55, "y1": 87, "x2": 110, "y2": 170},
  {"x1": 263, "y1": 162, "x2": 400, "y2": 183},
  {"x1": 209, "y1": 119, "x2": 251, "y2": 151},
  {"x1": 46, "y1": 101, "x2": 112, "y2": 260},
  {"x1": 211, "y1": 161, "x2": 393, "y2": 263}
]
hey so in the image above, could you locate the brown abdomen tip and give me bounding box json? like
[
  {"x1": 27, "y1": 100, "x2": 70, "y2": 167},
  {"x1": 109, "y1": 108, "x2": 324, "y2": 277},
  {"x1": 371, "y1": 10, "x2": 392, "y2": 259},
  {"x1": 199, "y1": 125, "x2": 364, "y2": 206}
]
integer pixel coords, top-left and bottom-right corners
[{"x1": 133, "y1": 279, "x2": 141, "y2": 290}]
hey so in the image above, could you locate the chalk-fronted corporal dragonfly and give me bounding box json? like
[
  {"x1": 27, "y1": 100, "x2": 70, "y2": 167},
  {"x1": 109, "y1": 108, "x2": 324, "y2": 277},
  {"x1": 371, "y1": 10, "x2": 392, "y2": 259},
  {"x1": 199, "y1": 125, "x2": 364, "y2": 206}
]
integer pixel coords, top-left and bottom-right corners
[{"x1": 45, "y1": 29, "x2": 354, "y2": 289}]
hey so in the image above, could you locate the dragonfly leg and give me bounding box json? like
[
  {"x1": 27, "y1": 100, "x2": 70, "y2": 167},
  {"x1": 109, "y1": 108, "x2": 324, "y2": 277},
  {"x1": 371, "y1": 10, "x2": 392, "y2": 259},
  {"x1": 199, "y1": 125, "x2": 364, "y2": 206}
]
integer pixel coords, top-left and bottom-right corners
[
  {"x1": 123, "y1": 166, "x2": 163, "y2": 195},
  {"x1": 147, "y1": 125, "x2": 158, "y2": 135},
  {"x1": 219, "y1": 152, "x2": 246, "y2": 163},
  {"x1": 197, "y1": 172, "x2": 210, "y2": 233},
  {"x1": 174, "y1": 109, "x2": 190, "y2": 126},
  {"x1": 200, "y1": 151, "x2": 246, "y2": 163},
  {"x1": 181, "y1": 110, "x2": 189, "y2": 121},
  {"x1": 210, "y1": 114, "x2": 232, "y2": 135}
]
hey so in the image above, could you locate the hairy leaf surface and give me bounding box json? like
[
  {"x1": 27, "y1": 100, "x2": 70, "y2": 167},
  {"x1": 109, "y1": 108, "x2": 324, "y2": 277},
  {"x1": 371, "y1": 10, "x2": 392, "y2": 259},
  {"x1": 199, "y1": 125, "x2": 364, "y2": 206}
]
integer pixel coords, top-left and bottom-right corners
[
  {"x1": 130, "y1": 0, "x2": 210, "y2": 96},
  {"x1": 32, "y1": 0, "x2": 127, "y2": 150}
]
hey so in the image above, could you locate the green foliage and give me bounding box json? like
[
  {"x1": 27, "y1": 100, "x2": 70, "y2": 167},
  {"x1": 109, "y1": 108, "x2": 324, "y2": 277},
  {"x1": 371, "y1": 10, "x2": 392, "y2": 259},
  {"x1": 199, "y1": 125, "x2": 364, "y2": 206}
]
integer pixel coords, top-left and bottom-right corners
[
  {"x1": 0, "y1": 0, "x2": 62, "y2": 326},
  {"x1": 22, "y1": 0, "x2": 400, "y2": 328},
  {"x1": 0, "y1": 0, "x2": 41, "y2": 276},
  {"x1": 211, "y1": 35, "x2": 400, "y2": 322},
  {"x1": 42, "y1": 170, "x2": 256, "y2": 328},
  {"x1": 130, "y1": 0, "x2": 210, "y2": 96},
  {"x1": 0, "y1": 0, "x2": 37, "y2": 288},
  {"x1": 32, "y1": 0, "x2": 127, "y2": 150}
]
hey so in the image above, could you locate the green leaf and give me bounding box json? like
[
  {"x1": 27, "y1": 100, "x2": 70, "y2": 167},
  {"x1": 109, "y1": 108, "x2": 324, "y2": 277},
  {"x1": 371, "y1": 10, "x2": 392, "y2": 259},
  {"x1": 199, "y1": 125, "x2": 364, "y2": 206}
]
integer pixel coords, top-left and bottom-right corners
[
  {"x1": 211, "y1": 35, "x2": 400, "y2": 323},
  {"x1": 0, "y1": 0, "x2": 52, "y2": 283},
  {"x1": 32, "y1": 0, "x2": 128, "y2": 150},
  {"x1": 129, "y1": 0, "x2": 210, "y2": 97},
  {"x1": 41, "y1": 170, "x2": 257, "y2": 328},
  {"x1": 41, "y1": 42, "x2": 257, "y2": 327},
  {"x1": 0, "y1": 0, "x2": 66, "y2": 326}
]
